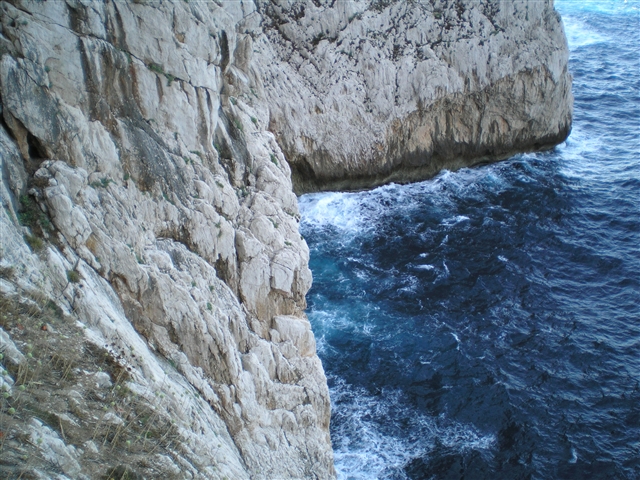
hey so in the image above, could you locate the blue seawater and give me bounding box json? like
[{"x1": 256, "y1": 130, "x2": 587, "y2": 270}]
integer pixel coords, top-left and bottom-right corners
[{"x1": 299, "y1": 1, "x2": 640, "y2": 478}]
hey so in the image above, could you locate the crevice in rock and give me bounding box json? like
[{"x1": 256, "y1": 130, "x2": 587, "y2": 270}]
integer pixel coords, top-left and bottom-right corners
[
  {"x1": 26, "y1": 132, "x2": 47, "y2": 162},
  {"x1": 214, "y1": 108, "x2": 252, "y2": 186},
  {"x1": 220, "y1": 30, "x2": 230, "y2": 72},
  {"x1": 215, "y1": 256, "x2": 238, "y2": 296}
]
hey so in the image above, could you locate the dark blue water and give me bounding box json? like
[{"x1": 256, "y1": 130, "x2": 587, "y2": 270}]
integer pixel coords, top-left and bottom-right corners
[{"x1": 299, "y1": 1, "x2": 640, "y2": 478}]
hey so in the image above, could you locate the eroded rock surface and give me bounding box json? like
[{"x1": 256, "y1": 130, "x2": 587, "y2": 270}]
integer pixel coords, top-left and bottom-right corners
[
  {"x1": 1, "y1": 1, "x2": 328, "y2": 478},
  {"x1": 257, "y1": 0, "x2": 572, "y2": 192},
  {"x1": 0, "y1": 0, "x2": 571, "y2": 478}
]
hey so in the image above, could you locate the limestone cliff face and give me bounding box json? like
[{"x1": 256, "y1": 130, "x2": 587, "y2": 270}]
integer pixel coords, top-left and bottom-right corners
[
  {"x1": 257, "y1": 0, "x2": 572, "y2": 192},
  {"x1": 0, "y1": 0, "x2": 570, "y2": 478},
  {"x1": 1, "y1": 1, "x2": 329, "y2": 478}
]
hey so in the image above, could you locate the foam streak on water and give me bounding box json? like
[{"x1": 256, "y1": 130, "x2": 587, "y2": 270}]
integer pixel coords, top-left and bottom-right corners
[{"x1": 300, "y1": 2, "x2": 640, "y2": 478}]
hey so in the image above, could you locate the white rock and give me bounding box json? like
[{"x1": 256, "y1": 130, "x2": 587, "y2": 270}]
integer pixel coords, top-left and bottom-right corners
[
  {"x1": 273, "y1": 315, "x2": 317, "y2": 358},
  {"x1": 0, "y1": 1, "x2": 571, "y2": 478},
  {"x1": 92, "y1": 371, "x2": 112, "y2": 389},
  {"x1": 29, "y1": 419, "x2": 82, "y2": 478}
]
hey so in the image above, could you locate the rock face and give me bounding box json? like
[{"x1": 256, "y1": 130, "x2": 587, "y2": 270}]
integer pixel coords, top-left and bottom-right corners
[
  {"x1": 0, "y1": 0, "x2": 571, "y2": 478},
  {"x1": 1, "y1": 1, "x2": 328, "y2": 478},
  {"x1": 257, "y1": 0, "x2": 572, "y2": 192}
]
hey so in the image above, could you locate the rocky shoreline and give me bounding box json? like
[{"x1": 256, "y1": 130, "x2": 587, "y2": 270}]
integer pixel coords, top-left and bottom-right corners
[{"x1": 0, "y1": 1, "x2": 571, "y2": 478}]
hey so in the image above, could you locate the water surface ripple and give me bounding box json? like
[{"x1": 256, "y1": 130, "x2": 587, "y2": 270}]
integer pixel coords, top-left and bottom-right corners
[{"x1": 300, "y1": 1, "x2": 640, "y2": 478}]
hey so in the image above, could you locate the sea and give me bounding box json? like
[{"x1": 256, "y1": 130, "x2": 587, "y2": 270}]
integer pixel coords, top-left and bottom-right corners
[{"x1": 298, "y1": 1, "x2": 640, "y2": 478}]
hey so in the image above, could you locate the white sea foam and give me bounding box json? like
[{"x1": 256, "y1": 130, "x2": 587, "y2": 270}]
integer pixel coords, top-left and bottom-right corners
[
  {"x1": 558, "y1": 0, "x2": 640, "y2": 50},
  {"x1": 442, "y1": 261, "x2": 450, "y2": 277},
  {"x1": 562, "y1": 15, "x2": 608, "y2": 50},
  {"x1": 330, "y1": 379, "x2": 495, "y2": 480},
  {"x1": 570, "y1": 447, "x2": 578, "y2": 464},
  {"x1": 300, "y1": 166, "x2": 512, "y2": 245},
  {"x1": 299, "y1": 191, "x2": 369, "y2": 235},
  {"x1": 398, "y1": 275, "x2": 419, "y2": 294},
  {"x1": 557, "y1": 0, "x2": 639, "y2": 18},
  {"x1": 558, "y1": 125, "x2": 612, "y2": 180},
  {"x1": 300, "y1": 184, "x2": 413, "y2": 240},
  {"x1": 415, "y1": 264, "x2": 436, "y2": 271},
  {"x1": 441, "y1": 215, "x2": 470, "y2": 226}
]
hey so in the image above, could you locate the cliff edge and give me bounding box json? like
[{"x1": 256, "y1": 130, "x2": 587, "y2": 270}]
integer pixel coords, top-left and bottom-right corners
[
  {"x1": 258, "y1": 0, "x2": 572, "y2": 192},
  {"x1": 0, "y1": 0, "x2": 571, "y2": 478}
]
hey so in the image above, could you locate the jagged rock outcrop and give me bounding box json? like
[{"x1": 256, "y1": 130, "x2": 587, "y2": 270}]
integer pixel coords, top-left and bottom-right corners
[
  {"x1": 257, "y1": 0, "x2": 572, "y2": 192},
  {"x1": 0, "y1": 0, "x2": 570, "y2": 478},
  {"x1": 1, "y1": 1, "x2": 329, "y2": 478}
]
